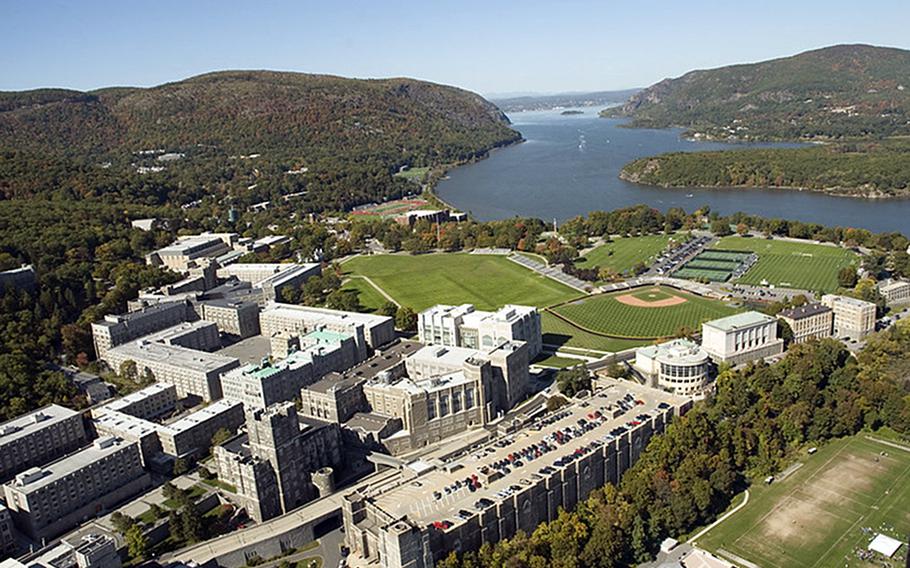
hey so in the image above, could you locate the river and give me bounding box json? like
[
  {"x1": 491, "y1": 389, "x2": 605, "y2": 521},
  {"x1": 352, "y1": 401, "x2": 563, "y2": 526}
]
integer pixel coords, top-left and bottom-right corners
[{"x1": 435, "y1": 108, "x2": 910, "y2": 234}]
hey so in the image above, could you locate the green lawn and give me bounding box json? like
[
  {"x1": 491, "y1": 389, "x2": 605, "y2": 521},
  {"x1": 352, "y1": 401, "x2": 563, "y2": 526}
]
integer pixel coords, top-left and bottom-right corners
[
  {"x1": 201, "y1": 477, "x2": 237, "y2": 494},
  {"x1": 697, "y1": 434, "x2": 910, "y2": 568},
  {"x1": 552, "y1": 286, "x2": 739, "y2": 338},
  {"x1": 341, "y1": 276, "x2": 389, "y2": 312},
  {"x1": 576, "y1": 234, "x2": 677, "y2": 273},
  {"x1": 540, "y1": 312, "x2": 647, "y2": 353},
  {"x1": 713, "y1": 236, "x2": 859, "y2": 292},
  {"x1": 531, "y1": 354, "x2": 585, "y2": 368},
  {"x1": 343, "y1": 253, "x2": 578, "y2": 311}
]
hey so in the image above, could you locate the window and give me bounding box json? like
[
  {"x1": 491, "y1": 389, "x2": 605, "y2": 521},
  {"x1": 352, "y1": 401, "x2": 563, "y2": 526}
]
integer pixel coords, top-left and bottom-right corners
[
  {"x1": 439, "y1": 395, "x2": 449, "y2": 417},
  {"x1": 465, "y1": 388, "x2": 475, "y2": 409},
  {"x1": 426, "y1": 399, "x2": 437, "y2": 420}
]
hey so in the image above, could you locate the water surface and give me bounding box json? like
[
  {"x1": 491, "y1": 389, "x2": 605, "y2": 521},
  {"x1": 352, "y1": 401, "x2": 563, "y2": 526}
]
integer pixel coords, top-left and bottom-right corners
[{"x1": 435, "y1": 108, "x2": 910, "y2": 234}]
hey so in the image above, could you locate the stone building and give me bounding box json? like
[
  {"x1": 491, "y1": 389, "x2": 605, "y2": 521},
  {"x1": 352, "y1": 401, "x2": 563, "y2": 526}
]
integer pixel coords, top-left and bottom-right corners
[
  {"x1": 3, "y1": 437, "x2": 150, "y2": 541},
  {"x1": 0, "y1": 405, "x2": 87, "y2": 483},
  {"x1": 214, "y1": 403, "x2": 343, "y2": 522},
  {"x1": 778, "y1": 303, "x2": 834, "y2": 344}
]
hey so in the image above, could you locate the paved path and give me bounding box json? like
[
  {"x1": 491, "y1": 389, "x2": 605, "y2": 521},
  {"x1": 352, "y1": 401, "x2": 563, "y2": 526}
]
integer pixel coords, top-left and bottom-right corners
[
  {"x1": 347, "y1": 275, "x2": 398, "y2": 306},
  {"x1": 687, "y1": 489, "x2": 750, "y2": 544}
]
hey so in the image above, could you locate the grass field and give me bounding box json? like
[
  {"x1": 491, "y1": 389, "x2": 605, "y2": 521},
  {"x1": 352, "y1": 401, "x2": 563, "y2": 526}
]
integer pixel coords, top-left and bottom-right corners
[
  {"x1": 540, "y1": 312, "x2": 647, "y2": 353},
  {"x1": 714, "y1": 236, "x2": 859, "y2": 292},
  {"x1": 698, "y1": 434, "x2": 910, "y2": 568},
  {"x1": 551, "y1": 286, "x2": 739, "y2": 338},
  {"x1": 393, "y1": 166, "x2": 431, "y2": 181},
  {"x1": 341, "y1": 277, "x2": 389, "y2": 312},
  {"x1": 576, "y1": 234, "x2": 676, "y2": 273},
  {"x1": 343, "y1": 253, "x2": 578, "y2": 311}
]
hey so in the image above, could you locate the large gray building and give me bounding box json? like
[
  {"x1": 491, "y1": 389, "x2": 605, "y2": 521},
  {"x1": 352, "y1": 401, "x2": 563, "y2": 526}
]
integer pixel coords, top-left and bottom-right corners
[
  {"x1": 91, "y1": 301, "x2": 193, "y2": 359},
  {"x1": 220, "y1": 330, "x2": 360, "y2": 411},
  {"x1": 342, "y1": 379, "x2": 690, "y2": 567},
  {"x1": 93, "y1": 397, "x2": 244, "y2": 464},
  {"x1": 418, "y1": 304, "x2": 542, "y2": 359},
  {"x1": 259, "y1": 303, "x2": 396, "y2": 359},
  {"x1": 3, "y1": 437, "x2": 150, "y2": 541},
  {"x1": 0, "y1": 405, "x2": 87, "y2": 483},
  {"x1": 216, "y1": 263, "x2": 322, "y2": 302},
  {"x1": 102, "y1": 339, "x2": 239, "y2": 402},
  {"x1": 214, "y1": 403, "x2": 343, "y2": 522}
]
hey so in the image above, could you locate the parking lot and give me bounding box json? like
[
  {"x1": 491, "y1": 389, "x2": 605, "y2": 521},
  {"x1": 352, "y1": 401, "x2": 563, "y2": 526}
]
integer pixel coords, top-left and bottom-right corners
[{"x1": 367, "y1": 379, "x2": 686, "y2": 529}]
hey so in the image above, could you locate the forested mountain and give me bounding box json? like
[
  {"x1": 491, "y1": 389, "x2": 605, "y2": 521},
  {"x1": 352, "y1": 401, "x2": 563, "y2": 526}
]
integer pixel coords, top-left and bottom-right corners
[
  {"x1": 0, "y1": 71, "x2": 520, "y2": 203},
  {"x1": 1, "y1": 71, "x2": 518, "y2": 156},
  {"x1": 605, "y1": 44, "x2": 910, "y2": 140}
]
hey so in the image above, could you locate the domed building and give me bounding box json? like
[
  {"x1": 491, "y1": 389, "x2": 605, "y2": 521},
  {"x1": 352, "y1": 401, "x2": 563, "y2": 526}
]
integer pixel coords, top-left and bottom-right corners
[{"x1": 633, "y1": 338, "x2": 712, "y2": 397}]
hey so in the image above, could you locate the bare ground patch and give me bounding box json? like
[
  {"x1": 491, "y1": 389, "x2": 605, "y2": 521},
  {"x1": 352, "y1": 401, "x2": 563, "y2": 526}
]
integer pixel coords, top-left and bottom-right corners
[
  {"x1": 615, "y1": 291, "x2": 688, "y2": 308},
  {"x1": 758, "y1": 452, "x2": 891, "y2": 549}
]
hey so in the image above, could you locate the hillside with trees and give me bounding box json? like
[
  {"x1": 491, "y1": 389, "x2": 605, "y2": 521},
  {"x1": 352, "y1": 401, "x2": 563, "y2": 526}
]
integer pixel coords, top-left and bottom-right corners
[
  {"x1": 619, "y1": 139, "x2": 910, "y2": 198},
  {"x1": 0, "y1": 71, "x2": 520, "y2": 206},
  {"x1": 604, "y1": 44, "x2": 910, "y2": 140}
]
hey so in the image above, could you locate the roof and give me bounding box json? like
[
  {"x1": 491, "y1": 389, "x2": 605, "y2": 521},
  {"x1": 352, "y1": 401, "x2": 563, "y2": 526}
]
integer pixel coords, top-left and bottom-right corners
[
  {"x1": 156, "y1": 234, "x2": 233, "y2": 256},
  {"x1": 167, "y1": 400, "x2": 241, "y2": 432},
  {"x1": 0, "y1": 404, "x2": 80, "y2": 447},
  {"x1": 868, "y1": 533, "x2": 903, "y2": 557},
  {"x1": 779, "y1": 303, "x2": 832, "y2": 320},
  {"x1": 366, "y1": 378, "x2": 688, "y2": 525},
  {"x1": 344, "y1": 412, "x2": 395, "y2": 433},
  {"x1": 105, "y1": 382, "x2": 175, "y2": 411},
  {"x1": 96, "y1": 300, "x2": 187, "y2": 328},
  {"x1": 304, "y1": 372, "x2": 364, "y2": 395},
  {"x1": 9, "y1": 437, "x2": 136, "y2": 493},
  {"x1": 822, "y1": 294, "x2": 877, "y2": 309},
  {"x1": 703, "y1": 311, "x2": 775, "y2": 332},
  {"x1": 338, "y1": 340, "x2": 421, "y2": 381},
  {"x1": 107, "y1": 341, "x2": 239, "y2": 373},
  {"x1": 637, "y1": 339, "x2": 709, "y2": 365},
  {"x1": 878, "y1": 279, "x2": 910, "y2": 292},
  {"x1": 409, "y1": 344, "x2": 484, "y2": 369},
  {"x1": 260, "y1": 302, "x2": 393, "y2": 328}
]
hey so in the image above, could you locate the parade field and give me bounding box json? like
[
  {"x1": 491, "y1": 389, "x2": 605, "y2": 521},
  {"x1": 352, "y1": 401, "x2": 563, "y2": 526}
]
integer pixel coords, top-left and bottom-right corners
[
  {"x1": 698, "y1": 434, "x2": 910, "y2": 568},
  {"x1": 713, "y1": 236, "x2": 859, "y2": 292},
  {"x1": 343, "y1": 253, "x2": 578, "y2": 312},
  {"x1": 550, "y1": 286, "x2": 739, "y2": 339}
]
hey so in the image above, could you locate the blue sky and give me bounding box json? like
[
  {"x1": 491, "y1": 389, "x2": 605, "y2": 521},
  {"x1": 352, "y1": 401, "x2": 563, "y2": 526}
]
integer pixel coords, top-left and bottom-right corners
[{"x1": 2, "y1": 0, "x2": 908, "y2": 95}]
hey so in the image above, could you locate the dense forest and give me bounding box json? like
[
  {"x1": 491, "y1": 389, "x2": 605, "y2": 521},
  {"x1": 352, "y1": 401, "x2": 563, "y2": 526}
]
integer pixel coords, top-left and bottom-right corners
[
  {"x1": 438, "y1": 328, "x2": 910, "y2": 568},
  {"x1": 619, "y1": 140, "x2": 910, "y2": 198},
  {"x1": 604, "y1": 44, "x2": 910, "y2": 140}
]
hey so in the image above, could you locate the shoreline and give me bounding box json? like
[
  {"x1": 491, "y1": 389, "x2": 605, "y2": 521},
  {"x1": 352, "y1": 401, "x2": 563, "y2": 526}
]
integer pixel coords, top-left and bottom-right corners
[{"x1": 617, "y1": 170, "x2": 910, "y2": 201}]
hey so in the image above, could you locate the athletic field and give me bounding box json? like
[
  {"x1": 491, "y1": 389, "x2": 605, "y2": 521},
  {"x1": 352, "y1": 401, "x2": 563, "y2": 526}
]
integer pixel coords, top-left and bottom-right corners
[
  {"x1": 713, "y1": 236, "x2": 858, "y2": 292},
  {"x1": 551, "y1": 286, "x2": 739, "y2": 339},
  {"x1": 343, "y1": 253, "x2": 578, "y2": 311},
  {"x1": 698, "y1": 434, "x2": 910, "y2": 568},
  {"x1": 576, "y1": 234, "x2": 676, "y2": 274},
  {"x1": 540, "y1": 312, "x2": 647, "y2": 353}
]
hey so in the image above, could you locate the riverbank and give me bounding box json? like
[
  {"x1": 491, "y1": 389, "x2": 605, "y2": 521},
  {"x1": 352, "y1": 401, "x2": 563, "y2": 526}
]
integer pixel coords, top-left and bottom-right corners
[{"x1": 618, "y1": 140, "x2": 910, "y2": 200}]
